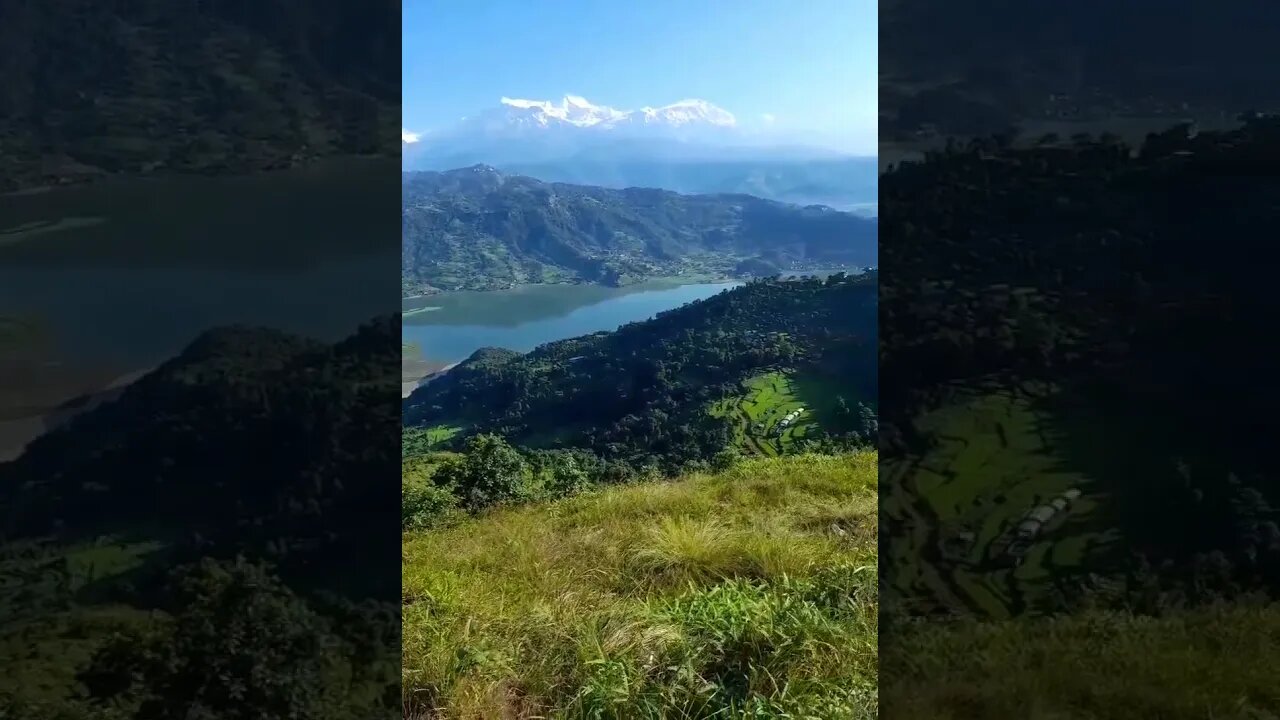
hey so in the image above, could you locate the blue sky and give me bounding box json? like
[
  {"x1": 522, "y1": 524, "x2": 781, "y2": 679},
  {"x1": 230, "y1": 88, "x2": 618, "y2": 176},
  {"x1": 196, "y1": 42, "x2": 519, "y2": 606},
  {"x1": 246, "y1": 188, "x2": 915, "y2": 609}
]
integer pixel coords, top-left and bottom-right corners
[{"x1": 402, "y1": 0, "x2": 877, "y2": 154}]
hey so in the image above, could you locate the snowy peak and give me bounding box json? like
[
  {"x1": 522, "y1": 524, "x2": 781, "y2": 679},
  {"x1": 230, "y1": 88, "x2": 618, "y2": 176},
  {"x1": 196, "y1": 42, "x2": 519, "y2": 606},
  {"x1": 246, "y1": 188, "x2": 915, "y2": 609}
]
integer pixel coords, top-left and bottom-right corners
[
  {"x1": 497, "y1": 95, "x2": 628, "y2": 128},
  {"x1": 406, "y1": 96, "x2": 759, "y2": 169},
  {"x1": 484, "y1": 95, "x2": 737, "y2": 133},
  {"x1": 636, "y1": 99, "x2": 737, "y2": 128}
]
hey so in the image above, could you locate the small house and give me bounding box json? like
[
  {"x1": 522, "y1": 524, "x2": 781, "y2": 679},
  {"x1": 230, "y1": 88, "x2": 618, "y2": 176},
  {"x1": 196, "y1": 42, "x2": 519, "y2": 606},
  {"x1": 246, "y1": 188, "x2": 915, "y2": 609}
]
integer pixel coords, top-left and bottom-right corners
[{"x1": 1026, "y1": 506, "x2": 1056, "y2": 524}]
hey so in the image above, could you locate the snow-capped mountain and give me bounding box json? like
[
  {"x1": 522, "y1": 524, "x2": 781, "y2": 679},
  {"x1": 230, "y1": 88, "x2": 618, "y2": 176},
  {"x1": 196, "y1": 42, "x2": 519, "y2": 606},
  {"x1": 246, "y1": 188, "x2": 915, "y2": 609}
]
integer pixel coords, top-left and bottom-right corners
[
  {"x1": 460, "y1": 95, "x2": 738, "y2": 137},
  {"x1": 405, "y1": 96, "x2": 756, "y2": 167},
  {"x1": 401, "y1": 95, "x2": 876, "y2": 210}
]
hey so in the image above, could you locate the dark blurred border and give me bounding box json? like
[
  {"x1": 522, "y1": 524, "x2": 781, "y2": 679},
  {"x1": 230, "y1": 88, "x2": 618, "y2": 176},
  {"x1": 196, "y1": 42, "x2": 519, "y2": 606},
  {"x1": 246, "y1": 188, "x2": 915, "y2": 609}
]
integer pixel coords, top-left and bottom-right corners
[
  {"x1": 0, "y1": 2, "x2": 402, "y2": 717},
  {"x1": 880, "y1": 1, "x2": 1280, "y2": 716}
]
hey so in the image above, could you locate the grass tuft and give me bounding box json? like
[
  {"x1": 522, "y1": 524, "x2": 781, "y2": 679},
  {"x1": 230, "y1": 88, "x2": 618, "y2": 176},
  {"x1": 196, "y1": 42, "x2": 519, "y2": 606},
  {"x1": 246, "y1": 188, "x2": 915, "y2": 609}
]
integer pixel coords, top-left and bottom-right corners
[{"x1": 403, "y1": 452, "x2": 878, "y2": 719}]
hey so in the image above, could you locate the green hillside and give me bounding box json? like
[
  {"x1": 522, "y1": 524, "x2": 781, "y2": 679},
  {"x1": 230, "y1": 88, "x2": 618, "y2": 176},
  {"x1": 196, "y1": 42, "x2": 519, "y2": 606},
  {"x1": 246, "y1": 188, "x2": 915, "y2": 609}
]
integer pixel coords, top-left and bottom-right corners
[
  {"x1": 401, "y1": 167, "x2": 876, "y2": 294},
  {"x1": 403, "y1": 452, "x2": 878, "y2": 720},
  {"x1": 0, "y1": 320, "x2": 401, "y2": 718},
  {"x1": 404, "y1": 274, "x2": 877, "y2": 475},
  {"x1": 877, "y1": 115, "x2": 1280, "y2": 713},
  {"x1": 0, "y1": 0, "x2": 399, "y2": 192}
]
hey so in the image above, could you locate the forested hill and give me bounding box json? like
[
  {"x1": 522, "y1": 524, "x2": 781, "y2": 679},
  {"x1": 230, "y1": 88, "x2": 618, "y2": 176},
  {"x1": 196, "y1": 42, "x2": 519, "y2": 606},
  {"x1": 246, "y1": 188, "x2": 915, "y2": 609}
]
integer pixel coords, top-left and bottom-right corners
[
  {"x1": 878, "y1": 115, "x2": 1280, "y2": 613},
  {"x1": 404, "y1": 273, "x2": 877, "y2": 473},
  {"x1": 0, "y1": 318, "x2": 401, "y2": 717},
  {"x1": 402, "y1": 166, "x2": 877, "y2": 294},
  {"x1": 0, "y1": 0, "x2": 399, "y2": 191},
  {"x1": 1, "y1": 317, "x2": 400, "y2": 566}
]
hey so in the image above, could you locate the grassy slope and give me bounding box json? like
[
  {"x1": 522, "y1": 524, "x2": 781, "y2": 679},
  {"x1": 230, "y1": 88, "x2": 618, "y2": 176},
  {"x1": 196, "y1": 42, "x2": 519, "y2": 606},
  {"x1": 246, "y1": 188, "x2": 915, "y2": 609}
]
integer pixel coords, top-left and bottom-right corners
[
  {"x1": 403, "y1": 452, "x2": 878, "y2": 719},
  {"x1": 883, "y1": 604, "x2": 1280, "y2": 719}
]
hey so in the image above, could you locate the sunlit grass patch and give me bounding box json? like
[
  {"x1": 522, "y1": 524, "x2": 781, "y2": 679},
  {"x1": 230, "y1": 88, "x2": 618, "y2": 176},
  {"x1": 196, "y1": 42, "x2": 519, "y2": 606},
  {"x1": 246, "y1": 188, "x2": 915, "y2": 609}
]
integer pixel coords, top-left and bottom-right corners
[{"x1": 403, "y1": 452, "x2": 878, "y2": 719}]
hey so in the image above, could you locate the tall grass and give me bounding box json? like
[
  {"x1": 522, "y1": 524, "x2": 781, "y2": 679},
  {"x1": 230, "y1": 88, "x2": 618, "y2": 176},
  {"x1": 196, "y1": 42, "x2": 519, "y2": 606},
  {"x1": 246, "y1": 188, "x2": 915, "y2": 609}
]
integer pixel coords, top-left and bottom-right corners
[
  {"x1": 402, "y1": 452, "x2": 878, "y2": 719},
  {"x1": 881, "y1": 602, "x2": 1280, "y2": 719}
]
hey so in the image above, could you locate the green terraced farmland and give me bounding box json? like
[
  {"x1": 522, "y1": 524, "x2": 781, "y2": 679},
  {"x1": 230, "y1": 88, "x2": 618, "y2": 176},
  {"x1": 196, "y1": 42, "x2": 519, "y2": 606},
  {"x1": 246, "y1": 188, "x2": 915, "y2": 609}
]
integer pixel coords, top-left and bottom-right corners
[
  {"x1": 711, "y1": 371, "x2": 839, "y2": 456},
  {"x1": 403, "y1": 424, "x2": 466, "y2": 457},
  {"x1": 882, "y1": 384, "x2": 1121, "y2": 618}
]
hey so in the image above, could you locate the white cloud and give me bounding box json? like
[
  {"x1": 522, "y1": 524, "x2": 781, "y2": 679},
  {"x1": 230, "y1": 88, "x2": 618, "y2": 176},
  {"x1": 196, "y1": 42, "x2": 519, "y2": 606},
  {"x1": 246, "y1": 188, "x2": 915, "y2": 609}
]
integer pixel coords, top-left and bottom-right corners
[
  {"x1": 761, "y1": 113, "x2": 777, "y2": 126},
  {"x1": 402, "y1": 129, "x2": 421, "y2": 144}
]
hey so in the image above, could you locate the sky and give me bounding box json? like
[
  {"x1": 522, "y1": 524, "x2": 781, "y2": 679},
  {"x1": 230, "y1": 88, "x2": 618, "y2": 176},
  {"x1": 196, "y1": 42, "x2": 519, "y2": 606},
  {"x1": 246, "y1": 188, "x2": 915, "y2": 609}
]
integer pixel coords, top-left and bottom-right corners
[{"x1": 402, "y1": 0, "x2": 878, "y2": 154}]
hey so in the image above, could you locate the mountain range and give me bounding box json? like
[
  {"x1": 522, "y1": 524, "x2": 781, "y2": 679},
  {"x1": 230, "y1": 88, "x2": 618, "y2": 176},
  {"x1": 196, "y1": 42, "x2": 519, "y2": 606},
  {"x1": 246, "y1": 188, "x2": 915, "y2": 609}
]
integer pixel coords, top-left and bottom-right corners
[
  {"x1": 402, "y1": 96, "x2": 877, "y2": 209},
  {"x1": 406, "y1": 96, "x2": 741, "y2": 148},
  {"x1": 401, "y1": 166, "x2": 877, "y2": 295},
  {"x1": 0, "y1": 0, "x2": 398, "y2": 191}
]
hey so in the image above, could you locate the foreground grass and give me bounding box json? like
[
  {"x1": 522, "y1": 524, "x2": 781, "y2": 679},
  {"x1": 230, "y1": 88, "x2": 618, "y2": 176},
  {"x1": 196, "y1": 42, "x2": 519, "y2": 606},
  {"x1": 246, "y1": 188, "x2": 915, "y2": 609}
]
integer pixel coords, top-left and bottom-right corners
[
  {"x1": 881, "y1": 604, "x2": 1280, "y2": 718},
  {"x1": 403, "y1": 452, "x2": 878, "y2": 719}
]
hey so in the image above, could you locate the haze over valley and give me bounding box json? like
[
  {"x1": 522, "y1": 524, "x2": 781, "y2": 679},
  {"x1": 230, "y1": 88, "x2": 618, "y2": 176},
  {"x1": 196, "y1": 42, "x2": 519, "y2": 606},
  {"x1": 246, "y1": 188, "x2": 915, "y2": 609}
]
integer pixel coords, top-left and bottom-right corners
[{"x1": 404, "y1": 94, "x2": 877, "y2": 210}]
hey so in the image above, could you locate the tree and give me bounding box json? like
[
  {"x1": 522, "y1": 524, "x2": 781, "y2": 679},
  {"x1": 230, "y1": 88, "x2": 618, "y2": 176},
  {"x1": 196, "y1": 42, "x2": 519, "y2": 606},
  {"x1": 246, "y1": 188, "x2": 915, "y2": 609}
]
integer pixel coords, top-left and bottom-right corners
[
  {"x1": 855, "y1": 403, "x2": 878, "y2": 443},
  {"x1": 402, "y1": 479, "x2": 459, "y2": 530},
  {"x1": 80, "y1": 559, "x2": 362, "y2": 720},
  {"x1": 711, "y1": 446, "x2": 741, "y2": 471},
  {"x1": 433, "y1": 434, "x2": 532, "y2": 510},
  {"x1": 537, "y1": 449, "x2": 592, "y2": 498},
  {"x1": 834, "y1": 396, "x2": 852, "y2": 423}
]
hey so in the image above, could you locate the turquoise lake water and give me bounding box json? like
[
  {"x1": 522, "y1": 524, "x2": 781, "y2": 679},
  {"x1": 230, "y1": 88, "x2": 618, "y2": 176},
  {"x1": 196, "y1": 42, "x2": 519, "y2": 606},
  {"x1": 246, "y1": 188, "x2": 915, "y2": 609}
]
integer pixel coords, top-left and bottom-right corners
[{"x1": 402, "y1": 281, "x2": 742, "y2": 365}]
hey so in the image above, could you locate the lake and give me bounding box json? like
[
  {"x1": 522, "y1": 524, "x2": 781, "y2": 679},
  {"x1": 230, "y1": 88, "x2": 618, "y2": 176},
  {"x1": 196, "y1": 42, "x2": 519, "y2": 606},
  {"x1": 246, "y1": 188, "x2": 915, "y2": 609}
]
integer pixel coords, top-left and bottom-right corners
[
  {"x1": 402, "y1": 280, "x2": 743, "y2": 368},
  {"x1": 0, "y1": 158, "x2": 400, "y2": 369},
  {"x1": 0, "y1": 158, "x2": 400, "y2": 458}
]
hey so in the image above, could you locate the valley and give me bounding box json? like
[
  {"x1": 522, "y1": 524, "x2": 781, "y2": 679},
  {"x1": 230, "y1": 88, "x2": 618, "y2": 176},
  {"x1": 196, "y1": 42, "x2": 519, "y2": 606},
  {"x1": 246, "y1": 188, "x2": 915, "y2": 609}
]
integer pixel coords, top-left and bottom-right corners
[
  {"x1": 399, "y1": 14, "x2": 881, "y2": 715},
  {"x1": 404, "y1": 273, "x2": 876, "y2": 473},
  {"x1": 400, "y1": 279, "x2": 743, "y2": 393},
  {"x1": 400, "y1": 274, "x2": 879, "y2": 717}
]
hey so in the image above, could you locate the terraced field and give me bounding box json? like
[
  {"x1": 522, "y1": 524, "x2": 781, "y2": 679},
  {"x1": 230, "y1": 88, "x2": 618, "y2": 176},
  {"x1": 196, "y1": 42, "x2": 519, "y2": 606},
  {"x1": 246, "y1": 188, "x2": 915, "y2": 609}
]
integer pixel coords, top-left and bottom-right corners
[
  {"x1": 403, "y1": 424, "x2": 465, "y2": 455},
  {"x1": 882, "y1": 383, "x2": 1123, "y2": 617},
  {"x1": 710, "y1": 371, "x2": 849, "y2": 456}
]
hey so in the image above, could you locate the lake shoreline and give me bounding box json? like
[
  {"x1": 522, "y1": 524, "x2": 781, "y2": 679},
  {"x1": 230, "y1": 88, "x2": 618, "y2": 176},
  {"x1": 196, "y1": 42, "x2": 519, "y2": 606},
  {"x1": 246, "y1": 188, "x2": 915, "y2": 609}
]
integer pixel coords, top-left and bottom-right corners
[
  {"x1": 399, "y1": 272, "x2": 859, "y2": 389},
  {"x1": 401, "y1": 264, "x2": 867, "y2": 306},
  {"x1": 401, "y1": 272, "x2": 735, "y2": 304},
  {"x1": 401, "y1": 279, "x2": 746, "y2": 372},
  {"x1": 402, "y1": 361, "x2": 459, "y2": 398},
  {"x1": 0, "y1": 364, "x2": 152, "y2": 462}
]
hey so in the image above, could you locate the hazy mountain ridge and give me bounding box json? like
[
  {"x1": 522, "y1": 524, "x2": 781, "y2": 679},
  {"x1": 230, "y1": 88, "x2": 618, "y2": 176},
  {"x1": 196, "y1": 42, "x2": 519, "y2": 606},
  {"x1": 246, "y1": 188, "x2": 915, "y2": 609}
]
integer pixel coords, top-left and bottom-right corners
[
  {"x1": 0, "y1": 0, "x2": 399, "y2": 191},
  {"x1": 405, "y1": 95, "x2": 741, "y2": 146},
  {"x1": 401, "y1": 166, "x2": 877, "y2": 294},
  {"x1": 402, "y1": 95, "x2": 876, "y2": 206}
]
